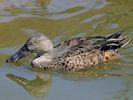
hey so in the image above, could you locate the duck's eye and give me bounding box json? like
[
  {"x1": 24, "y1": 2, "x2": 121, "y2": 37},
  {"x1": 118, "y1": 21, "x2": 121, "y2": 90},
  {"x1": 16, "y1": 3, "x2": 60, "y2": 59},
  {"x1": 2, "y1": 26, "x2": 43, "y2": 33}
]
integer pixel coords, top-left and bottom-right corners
[{"x1": 33, "y1": 40, "x2": 39, "y2": 44}]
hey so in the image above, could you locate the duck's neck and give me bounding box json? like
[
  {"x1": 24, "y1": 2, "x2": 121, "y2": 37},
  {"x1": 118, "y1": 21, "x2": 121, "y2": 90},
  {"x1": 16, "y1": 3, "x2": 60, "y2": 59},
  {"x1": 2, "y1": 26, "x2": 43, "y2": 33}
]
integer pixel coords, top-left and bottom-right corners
[{"x1": 32, "y1": 50, "x2": 54, "y2": 67}]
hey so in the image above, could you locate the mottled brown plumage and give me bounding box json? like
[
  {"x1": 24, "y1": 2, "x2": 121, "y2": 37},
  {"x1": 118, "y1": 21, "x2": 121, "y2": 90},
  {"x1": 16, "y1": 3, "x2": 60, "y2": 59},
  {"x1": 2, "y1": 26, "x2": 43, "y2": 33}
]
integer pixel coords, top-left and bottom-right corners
[{"x1": 7, "y1": 32, "x2": 130, "y2": 71}]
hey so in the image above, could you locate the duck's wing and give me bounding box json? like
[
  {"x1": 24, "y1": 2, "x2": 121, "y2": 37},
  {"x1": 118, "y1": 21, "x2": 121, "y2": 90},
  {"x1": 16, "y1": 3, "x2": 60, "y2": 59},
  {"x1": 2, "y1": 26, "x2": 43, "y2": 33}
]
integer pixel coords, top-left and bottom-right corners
[
  {"x1": 56, "y1": 32, "x2": 129, "y2": 71},
  {"x1": 54, "y1": 37, "x2": 85, "y2": 48},
  {"x1": 55, "y1": 31, "x2": 129, "y2": 54},
  {"x1": 54, "y1": 37, "x2": 86, "y2": 57},
  {"x1": 60, "y1": 32, "x2": 129, "y2": 58},
  {"x1": 85, "y1": 32, "x2": 129, "y2": 50}
]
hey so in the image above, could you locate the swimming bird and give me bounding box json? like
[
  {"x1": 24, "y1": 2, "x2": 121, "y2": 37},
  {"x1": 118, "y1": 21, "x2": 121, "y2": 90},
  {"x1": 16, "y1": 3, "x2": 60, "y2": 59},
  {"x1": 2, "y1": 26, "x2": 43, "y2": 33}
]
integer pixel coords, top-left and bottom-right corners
[{"x1": 6, "y1": 32, "x2": 129, "y2": 71}]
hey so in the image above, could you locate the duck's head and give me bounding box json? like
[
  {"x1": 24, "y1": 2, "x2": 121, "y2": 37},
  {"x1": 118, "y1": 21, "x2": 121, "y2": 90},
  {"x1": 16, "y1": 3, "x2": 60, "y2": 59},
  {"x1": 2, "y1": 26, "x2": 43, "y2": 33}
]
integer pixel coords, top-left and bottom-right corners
[{"x1": 6, "y1": 35, "x2": 54, "y2": 63}]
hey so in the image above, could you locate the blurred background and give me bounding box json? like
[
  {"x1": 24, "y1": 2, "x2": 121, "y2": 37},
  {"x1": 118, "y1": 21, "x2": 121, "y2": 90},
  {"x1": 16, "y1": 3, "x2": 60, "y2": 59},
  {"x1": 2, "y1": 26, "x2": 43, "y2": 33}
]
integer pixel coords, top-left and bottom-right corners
[{"x1": 0, "y1": 0, "x2": 133, "y2": 100}]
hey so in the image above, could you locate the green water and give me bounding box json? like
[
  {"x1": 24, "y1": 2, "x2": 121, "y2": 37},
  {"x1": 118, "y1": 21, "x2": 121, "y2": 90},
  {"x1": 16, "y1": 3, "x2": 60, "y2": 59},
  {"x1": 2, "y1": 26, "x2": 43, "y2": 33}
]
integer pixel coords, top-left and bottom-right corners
[{"x1": 0, "y1": 0, "x2": 133, "y2": 100}]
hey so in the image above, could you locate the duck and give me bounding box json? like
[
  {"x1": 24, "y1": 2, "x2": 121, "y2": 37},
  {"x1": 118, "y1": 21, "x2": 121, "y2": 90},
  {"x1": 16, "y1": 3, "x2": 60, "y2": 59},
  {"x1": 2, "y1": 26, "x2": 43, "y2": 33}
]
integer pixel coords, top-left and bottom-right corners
[{"x1": 6, "y1": 32, "x2": 129, "y2": 71}]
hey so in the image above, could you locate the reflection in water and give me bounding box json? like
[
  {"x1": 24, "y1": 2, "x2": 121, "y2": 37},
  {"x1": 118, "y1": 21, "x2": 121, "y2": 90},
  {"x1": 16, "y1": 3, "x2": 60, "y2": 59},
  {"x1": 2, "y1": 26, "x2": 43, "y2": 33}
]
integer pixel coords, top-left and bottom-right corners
[
  {"x1": 6, "y1": 72, "x2": 52, "y2": 98},
  {"x1": 3, "y1": 66, "x2": 133, "y2": 100}
]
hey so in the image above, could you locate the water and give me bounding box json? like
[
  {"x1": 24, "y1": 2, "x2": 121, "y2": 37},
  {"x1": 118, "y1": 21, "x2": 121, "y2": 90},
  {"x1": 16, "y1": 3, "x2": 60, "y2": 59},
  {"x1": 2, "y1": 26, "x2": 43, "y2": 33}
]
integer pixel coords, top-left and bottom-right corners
[{"x1": 0, "y1": 0, "x2": 133, "y2": 100}]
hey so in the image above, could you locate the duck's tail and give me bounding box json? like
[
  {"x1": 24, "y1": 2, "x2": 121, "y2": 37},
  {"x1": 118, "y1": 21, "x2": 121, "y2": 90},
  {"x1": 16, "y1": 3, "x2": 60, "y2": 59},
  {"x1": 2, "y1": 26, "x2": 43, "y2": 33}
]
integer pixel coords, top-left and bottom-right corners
[{"x1": 96, "y1": 32, "x2": 130, "y2": 51}]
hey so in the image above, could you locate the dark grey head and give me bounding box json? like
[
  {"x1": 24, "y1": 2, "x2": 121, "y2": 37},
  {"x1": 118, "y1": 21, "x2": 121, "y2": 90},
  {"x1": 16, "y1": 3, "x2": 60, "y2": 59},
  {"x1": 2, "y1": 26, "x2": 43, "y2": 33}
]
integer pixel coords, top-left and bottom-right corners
[{"x1": 6, "y1": 35, "x2": 53, "y2": 63}]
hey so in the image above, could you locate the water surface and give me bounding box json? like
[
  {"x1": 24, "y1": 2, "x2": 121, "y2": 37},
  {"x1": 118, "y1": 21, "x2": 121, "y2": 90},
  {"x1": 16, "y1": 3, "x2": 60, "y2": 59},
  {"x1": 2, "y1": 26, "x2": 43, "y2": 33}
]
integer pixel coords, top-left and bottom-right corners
[{"x1": 0, "y1": 0, "x2": 133, "y2": 100}]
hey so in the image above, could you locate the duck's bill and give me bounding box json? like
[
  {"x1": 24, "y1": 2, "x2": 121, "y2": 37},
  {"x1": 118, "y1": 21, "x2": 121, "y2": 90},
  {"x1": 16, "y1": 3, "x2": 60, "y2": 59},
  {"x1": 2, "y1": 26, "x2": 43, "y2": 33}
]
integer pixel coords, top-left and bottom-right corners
[{"x1": 6, "y1": 44, "x2": 32, "y2": 63}]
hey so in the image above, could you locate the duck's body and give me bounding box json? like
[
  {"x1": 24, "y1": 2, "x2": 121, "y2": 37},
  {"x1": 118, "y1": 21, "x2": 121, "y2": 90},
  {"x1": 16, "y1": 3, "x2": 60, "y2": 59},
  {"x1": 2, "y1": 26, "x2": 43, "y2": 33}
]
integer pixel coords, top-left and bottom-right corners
[{"x1": 7, "y1": 32, "x2": 129, "y2": 71}]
